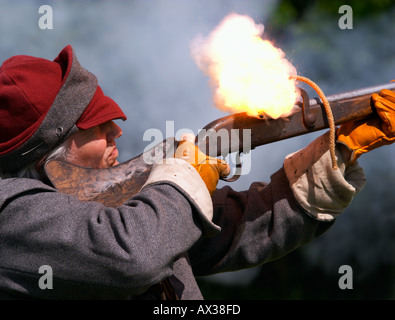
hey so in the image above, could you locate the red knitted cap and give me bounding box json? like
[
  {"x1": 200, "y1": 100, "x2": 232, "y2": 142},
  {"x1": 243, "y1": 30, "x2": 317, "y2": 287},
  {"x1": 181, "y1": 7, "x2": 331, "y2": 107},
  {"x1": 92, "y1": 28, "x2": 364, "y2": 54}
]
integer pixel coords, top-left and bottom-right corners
[
  {"x1": 0, "y1": 53, "x2": 63, "y2": 155},
  {"x1": 76, "y1": 86, "x2": 127, "y2": 130},
  {"x1": 0, "y1": 45, "x2": 127, "y2": 172}
]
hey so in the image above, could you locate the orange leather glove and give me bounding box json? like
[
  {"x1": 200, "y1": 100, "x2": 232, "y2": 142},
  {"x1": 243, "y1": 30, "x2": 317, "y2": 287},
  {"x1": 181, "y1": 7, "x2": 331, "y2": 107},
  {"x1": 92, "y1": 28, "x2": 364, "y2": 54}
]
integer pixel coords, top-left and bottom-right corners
[
  {"x1": 337, "y1": 89, "x2": 395, "y2": 164},
  {"x1": 174, "y1": 135, "x2": 230, "y2": 195}
]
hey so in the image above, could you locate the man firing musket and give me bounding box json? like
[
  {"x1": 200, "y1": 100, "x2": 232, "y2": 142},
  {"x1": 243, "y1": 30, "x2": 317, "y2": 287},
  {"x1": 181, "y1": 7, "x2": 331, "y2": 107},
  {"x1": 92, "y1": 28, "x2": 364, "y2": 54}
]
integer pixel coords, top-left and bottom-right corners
[{"x1": 0, "y1": 16, "x2": 394, "y2": 299}]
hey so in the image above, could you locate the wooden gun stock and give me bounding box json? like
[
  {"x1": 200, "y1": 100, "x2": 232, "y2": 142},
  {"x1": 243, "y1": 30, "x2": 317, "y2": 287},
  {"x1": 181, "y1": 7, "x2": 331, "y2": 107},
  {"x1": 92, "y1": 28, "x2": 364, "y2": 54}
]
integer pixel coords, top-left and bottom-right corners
[
  {"x1": 45, "y1": 138, "x2": 177, "y2": 207},
  {"x1": 45, "y1": 82, "x2": 395, "y2": 207}
]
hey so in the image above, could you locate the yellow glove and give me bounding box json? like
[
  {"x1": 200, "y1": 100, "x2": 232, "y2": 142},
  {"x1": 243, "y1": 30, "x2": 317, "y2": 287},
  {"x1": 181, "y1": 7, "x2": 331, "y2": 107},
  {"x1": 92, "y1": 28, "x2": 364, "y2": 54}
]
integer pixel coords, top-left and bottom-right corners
[
  {"x1": 174, "y1": 135, "x2": 230, "y2": 195},
  {"x1": 337, "y1": 89, "x2": 395, "y2": 164}
]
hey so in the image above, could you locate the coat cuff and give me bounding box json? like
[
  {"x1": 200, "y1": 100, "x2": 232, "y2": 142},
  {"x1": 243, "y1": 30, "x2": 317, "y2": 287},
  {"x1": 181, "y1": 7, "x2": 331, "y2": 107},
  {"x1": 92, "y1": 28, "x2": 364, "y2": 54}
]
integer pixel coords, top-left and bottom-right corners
[
  {"x1": 141, "y1": 158, "x2": 220, "y2": 236},
  {"x1": 284, "y1": 132, "x2": 367, "y2": 222}
]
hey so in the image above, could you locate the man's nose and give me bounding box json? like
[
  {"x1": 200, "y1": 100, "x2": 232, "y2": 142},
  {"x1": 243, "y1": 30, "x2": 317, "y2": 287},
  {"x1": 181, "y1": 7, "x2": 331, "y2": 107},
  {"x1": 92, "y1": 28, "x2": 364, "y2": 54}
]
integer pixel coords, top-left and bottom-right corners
[{"x1": 106, "y1": 121, "x2": 123, "y2": 141}]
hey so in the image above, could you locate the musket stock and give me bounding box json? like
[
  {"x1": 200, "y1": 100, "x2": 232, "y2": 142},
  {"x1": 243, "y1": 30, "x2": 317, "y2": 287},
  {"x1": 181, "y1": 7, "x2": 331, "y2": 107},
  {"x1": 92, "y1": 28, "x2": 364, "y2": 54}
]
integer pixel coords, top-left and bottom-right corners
[{"x1": 45, "y1": 138, "x2": 177, "y2": 206}]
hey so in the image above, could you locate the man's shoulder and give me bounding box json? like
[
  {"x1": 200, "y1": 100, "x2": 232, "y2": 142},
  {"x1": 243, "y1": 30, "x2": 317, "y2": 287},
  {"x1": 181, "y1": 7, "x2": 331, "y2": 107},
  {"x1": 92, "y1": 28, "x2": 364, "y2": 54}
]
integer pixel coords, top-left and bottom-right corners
[
  {"x1": 0, "y1": 177, "x2": 54, "y2": 189},
  {"x1": 0, "y1": 178, "x2": 56, "y2": 205}
]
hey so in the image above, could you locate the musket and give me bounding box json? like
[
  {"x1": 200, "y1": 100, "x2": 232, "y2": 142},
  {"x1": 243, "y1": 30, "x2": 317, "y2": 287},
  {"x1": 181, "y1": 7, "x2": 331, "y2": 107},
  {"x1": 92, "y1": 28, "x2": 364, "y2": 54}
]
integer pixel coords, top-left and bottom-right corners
[{"x1": 45, "y1": 82, "x2": 395, "y2": 207}]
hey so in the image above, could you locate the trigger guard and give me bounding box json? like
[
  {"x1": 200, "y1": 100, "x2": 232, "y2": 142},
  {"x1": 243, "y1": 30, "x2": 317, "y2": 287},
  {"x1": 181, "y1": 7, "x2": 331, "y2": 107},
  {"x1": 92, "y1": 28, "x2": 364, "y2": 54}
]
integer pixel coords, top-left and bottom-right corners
[{"x1": 220, "y1": 152, "x2": 242, "y2": 182}]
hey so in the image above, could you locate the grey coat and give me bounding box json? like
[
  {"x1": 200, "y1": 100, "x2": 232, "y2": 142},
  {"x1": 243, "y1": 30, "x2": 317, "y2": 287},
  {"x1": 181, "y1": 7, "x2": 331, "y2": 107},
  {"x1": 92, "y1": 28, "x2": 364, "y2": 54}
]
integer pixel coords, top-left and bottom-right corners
[{"x1": 0, "y1": 166, "x2": 332, "y2": 300}]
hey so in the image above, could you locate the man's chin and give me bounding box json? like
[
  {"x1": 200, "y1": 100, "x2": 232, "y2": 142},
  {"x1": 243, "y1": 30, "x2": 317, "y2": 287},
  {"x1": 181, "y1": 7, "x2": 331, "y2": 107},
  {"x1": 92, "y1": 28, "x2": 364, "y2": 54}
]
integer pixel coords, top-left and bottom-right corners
[{"x1": 106, "y1": 158, "x2": 119, "y2": 167}]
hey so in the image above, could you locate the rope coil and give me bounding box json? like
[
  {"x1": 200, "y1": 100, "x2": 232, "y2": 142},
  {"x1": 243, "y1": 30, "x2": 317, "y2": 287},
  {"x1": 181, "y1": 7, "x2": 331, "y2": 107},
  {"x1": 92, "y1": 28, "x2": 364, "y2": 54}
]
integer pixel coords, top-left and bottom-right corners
[{"x1": 291, "y1": 75, "x2": 338, "y2": 170}]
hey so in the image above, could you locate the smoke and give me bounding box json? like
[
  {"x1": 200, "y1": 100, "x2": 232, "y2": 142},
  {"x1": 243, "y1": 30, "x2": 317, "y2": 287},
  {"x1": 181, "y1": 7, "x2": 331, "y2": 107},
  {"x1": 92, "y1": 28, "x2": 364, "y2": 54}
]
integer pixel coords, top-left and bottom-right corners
[
  {"x1": 190, "y1": 13, "x2": 266, "y2": 73},
  {"x1": 190, "y1": 13, "x2": 298, "y2": 118}
]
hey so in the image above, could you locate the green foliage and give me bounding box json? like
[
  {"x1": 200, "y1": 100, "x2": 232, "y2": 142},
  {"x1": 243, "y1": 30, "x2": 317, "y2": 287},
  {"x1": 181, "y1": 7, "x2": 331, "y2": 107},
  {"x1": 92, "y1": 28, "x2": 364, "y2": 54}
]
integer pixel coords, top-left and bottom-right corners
[
  {"x1": 317, "y1": 0, "x2": 395, "y2": 17},
  {"x1": 272, "y1": 0, "x2": 395, "y2": 27}
]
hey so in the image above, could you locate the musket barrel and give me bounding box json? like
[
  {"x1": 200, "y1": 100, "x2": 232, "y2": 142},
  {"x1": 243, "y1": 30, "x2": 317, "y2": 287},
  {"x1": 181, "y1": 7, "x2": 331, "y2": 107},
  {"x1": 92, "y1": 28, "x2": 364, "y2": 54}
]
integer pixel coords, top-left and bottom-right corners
[{"x1": 197, "y1": 82, "x2": 395, "y2": 157}]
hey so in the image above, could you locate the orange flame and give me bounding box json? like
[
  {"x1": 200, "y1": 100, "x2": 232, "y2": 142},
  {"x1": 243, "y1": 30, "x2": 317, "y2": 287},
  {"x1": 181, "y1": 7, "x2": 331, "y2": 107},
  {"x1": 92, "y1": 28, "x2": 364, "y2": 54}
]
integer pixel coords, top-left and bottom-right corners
[{"x1": 191, "y1": 13, "x2": 299, "y2": 119}]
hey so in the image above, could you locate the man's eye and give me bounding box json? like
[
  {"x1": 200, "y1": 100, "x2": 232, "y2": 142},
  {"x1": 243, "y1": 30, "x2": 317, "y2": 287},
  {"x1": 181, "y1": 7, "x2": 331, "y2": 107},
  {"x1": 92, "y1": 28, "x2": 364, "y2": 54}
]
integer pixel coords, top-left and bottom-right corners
[{"x1": 81, "y1": 127, "x2": 99, "y2": 140}]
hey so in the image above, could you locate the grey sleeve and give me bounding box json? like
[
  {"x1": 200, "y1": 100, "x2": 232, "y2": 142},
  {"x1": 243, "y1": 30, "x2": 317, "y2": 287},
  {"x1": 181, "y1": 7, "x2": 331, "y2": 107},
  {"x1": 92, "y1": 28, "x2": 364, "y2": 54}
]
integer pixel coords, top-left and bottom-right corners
[
  {"x1": 189, "y1": 167, "x2": 334, "y2": 276},
  {"x1": 0, "y1": 180, "x2": 204, "y2": 299}
]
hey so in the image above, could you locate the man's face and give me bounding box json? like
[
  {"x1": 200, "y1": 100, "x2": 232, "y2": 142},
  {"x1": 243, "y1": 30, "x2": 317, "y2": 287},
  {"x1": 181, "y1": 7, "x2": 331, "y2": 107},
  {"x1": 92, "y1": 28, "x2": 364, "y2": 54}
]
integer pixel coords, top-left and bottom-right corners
[{"x1": 65, "y1": 121, "x2": 123, "y2": 168}]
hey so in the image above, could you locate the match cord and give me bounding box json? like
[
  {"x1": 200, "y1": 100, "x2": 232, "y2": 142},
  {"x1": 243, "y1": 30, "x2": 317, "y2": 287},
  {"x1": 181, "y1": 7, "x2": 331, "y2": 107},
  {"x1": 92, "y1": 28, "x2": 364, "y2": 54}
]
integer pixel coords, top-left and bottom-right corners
[{"x1": 291, "y1": 75, "x2": 338, "y2": 170}]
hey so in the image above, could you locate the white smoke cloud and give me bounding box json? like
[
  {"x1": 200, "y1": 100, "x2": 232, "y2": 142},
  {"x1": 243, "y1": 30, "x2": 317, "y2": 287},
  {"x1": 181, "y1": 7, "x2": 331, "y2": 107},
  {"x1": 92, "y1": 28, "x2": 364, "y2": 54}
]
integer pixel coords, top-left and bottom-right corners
[{"x1": 190, "y1": 13, "x2": 298, "y2": 118}]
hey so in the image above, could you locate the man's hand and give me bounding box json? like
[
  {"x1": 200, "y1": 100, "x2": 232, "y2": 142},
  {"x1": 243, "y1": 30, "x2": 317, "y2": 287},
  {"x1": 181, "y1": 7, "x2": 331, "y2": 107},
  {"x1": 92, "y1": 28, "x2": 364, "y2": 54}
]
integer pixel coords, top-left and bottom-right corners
[
  {"x1": 174, "y1": 134, "x2": 230, "y2": 195},
  {"x1": 337, "y1": 88, "x2": 395, "y2": 164}
]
